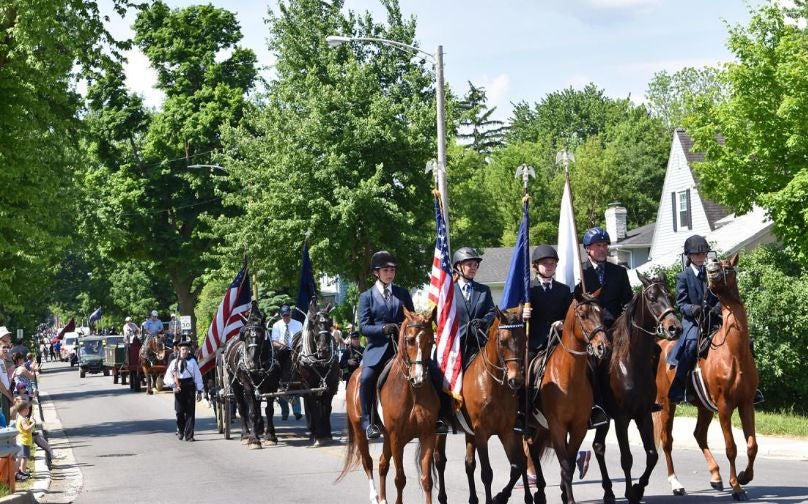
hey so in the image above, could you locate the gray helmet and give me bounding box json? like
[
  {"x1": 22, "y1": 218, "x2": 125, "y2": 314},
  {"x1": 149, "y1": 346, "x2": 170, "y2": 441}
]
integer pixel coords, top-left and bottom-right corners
[
  {"x1": 532, "y1": 245, "x2": 559, "y2": 263},
  {"x1": 684, "y1": 235, "x2": 710, "y2": 255},
  {"x1": 452, "y1": 247, "x2": 483, "y2": 269},
  {"x1": 371, "y1": 250, "x2": 397, "y2": 270}
]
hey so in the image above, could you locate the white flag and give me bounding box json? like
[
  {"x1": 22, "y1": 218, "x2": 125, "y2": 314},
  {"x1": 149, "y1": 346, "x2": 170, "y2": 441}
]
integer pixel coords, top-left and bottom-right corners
[{"x1": 556, "y1": 176, "x2": 581, "y2": 289}]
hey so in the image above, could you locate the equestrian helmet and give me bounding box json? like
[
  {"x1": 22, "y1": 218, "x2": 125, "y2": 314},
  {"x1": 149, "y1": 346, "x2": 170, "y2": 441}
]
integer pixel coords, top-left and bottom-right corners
[
  {"x1": 452, "y1": 247, "x2": 483, "y2": 269},
  {"x1": 532, "y1": 245, "x2": 559, "y2": 263},
  {"x1": 582, "y1": 227, "x2": 611, "y2": 247},
  {"x1": 684, "y1": 235, "x2": 710, "y2": 255},
  {"x1": 371, "y1": 250, "x2": 397, "y2": 270}
]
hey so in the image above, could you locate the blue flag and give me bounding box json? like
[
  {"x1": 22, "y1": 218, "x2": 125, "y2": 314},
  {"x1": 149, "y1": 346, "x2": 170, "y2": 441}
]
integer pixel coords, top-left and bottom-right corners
[
  {"x1": 88, "y1": 306, "x2": 102, "y2": 325},
  {"x1": 293, "y1": 242, "x2": 316, "y2": 323},
  {"x1": 500, "y1": 201, "x2": 530, "y2": 309}
]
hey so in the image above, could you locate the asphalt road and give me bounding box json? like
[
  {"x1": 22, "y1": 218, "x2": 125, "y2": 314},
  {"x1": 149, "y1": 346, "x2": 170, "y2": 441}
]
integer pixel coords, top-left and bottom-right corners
[{"x1": 38, "y1": 361, "x2": 808, "y2": 504}]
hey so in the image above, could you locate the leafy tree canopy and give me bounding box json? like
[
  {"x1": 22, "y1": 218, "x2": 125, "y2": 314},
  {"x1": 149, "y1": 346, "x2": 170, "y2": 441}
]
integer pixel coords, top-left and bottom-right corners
[{"x1": 645, "y1": 66, "x2": 726, "y2": 131}]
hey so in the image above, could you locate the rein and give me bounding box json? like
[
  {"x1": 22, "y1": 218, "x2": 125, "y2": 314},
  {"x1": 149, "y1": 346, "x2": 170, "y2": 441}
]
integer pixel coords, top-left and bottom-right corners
[
  {"x1": 394, "y1": 321, "x2": 431, "y2": 385},
  {"x1": 568, "y1": 300, "x2": 607, "y2": 357},
  {"x1": 471, "y1": 322, "x2": 524, "y2": 386},
  {"x1": 630, "y1": 282, "x2": 677, "y2": 339}
]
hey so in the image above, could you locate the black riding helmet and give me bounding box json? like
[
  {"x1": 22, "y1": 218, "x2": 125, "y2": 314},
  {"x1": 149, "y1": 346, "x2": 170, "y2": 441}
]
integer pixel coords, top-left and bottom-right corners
[
  {"x1": 683, "y1": 235, "x2": 710, "y2": 255},
  {"x1": 371, "y1": 250, "x2": 397, "y2": 270},
  {"x1": 532, "y1": 244, "x2": 559, "y2": 263},
  {"x1": 452, "y1": 247, "x2": 483, "y2": 269}
]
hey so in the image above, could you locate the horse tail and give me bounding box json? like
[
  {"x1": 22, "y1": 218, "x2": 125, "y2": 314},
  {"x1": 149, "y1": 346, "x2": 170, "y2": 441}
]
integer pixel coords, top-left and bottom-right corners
[
  {"x1": 336, "y1": 416, "x2": 359, "y2": 482},
  {"x1": 412, "y1": 442, "x2": 437, "y2": 494}
]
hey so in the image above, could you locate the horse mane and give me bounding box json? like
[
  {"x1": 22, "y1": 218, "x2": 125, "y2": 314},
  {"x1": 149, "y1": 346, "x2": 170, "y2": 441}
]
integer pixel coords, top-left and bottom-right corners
[{"x1": 609, "y1": 291, "x2": 639, "y2": 376}]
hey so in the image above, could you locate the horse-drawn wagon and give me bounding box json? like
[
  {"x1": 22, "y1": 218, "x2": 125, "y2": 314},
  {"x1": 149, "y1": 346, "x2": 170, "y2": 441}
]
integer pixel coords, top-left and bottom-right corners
[{"x1": 103, "y1": 339, "x2": 144, "y2": 390}]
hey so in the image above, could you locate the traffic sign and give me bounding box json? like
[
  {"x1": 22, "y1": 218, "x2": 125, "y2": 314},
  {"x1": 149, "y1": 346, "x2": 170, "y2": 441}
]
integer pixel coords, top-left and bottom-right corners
[{"x1": 180, "y1": 316, "x2": 192, "y2": 331}]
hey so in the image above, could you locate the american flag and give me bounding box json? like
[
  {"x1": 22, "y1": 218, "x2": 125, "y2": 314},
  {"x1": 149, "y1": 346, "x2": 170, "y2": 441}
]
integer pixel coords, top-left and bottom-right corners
[
  {"x1": 427, "y1": 198, "x2": 462, "y2": 403},
  {"x1": 198, "y1": 265, "x2": 251, "y2": 375}
]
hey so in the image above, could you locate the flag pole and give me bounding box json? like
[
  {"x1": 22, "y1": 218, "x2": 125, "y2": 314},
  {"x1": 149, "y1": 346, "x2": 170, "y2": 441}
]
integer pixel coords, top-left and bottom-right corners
[{"x1": 514, "y1": 163, "x2": 535, "y2": 435}]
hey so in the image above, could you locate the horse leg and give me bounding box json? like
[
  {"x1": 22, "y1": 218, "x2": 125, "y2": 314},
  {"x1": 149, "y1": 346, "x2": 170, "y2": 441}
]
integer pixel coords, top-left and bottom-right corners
[
  {"x1": 464, "y1": 434, "x2": 479, "y2": 504},
  {"x1": 475, "y1": 434, "x2": 496, "y2": 504},
  {"x1": 548, "y1": 425, "x2": 575, "y2": 504},
  {"x1": 493, "y1": 432, "x2": 531, "y2": 504},
  {"x1": 247, "y1": 394, "x2": 262, "y2": 449},
  {"x1": 527, "y1": 432, "x2": 548, "y2": 504},
  {"x1": 264, "y1": 399, "x2": 278, "y2": 445},
  {"x1": 736, "y1": 402, "x2": 757, "y2": 487},
  {"x1": 435, "y1": 435, "x2": 449, "y2": 504},
  {"x1": 613, "y1": 417, "x2": 636, "y2": 503},
  {"x1": 592, "y1": 423, "x2": 615, "y2": 504},
  {"x1": 143, "y1": 367, "x2": 152, "y2": 394},
  {"x1": 658, "y1": 401, "x2": 685, "y2": 495},
  {"x1": 419, "y1": 433, "x2": 436, "y2": 504},
  {"x1": 717, "y1": 404, "x2": 744, "y2": 500},
  {"x1": 632, "y1": 413, "x2": 659, "y2": 503},
  {"x1": 694, "y1": 404, "x2": 723, "y2": 490}
]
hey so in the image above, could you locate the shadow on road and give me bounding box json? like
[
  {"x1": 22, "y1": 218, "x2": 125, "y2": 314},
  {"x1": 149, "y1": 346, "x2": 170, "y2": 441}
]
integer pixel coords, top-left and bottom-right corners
[{"x1": 64, "y1": 417, "x2": 176, "y2": 438}]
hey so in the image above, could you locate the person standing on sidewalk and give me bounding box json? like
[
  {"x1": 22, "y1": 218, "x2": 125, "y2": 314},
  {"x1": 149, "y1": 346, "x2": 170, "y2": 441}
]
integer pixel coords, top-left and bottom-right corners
[
  {"x1": 0, "y1": 334, "x2": 15, "y2": 425},
  {"x1": 163, "y1": 339, "x2": 203, "y2": 441}
]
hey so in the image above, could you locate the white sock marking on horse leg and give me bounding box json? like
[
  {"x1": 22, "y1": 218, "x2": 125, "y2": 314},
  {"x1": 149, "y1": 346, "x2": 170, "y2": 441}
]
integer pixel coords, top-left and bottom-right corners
[
  {"x1": 368, "y1": 478, "x2": 379, "y2": 504},
  {"x1": 668, "y1": 474, "x2": 685, "y2": 492}
]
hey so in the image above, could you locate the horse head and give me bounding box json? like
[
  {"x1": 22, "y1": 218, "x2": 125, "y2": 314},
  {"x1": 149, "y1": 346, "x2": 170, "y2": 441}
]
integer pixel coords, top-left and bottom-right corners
[
  {"x1": 153, "y1": 334, "x2": 166, "y2": 361},
  {"x1": 491, "y1": 307, "x2": 526, "y2": 391},
  {"x1": 707, "y1": 253, "x2": 741, "y2": 302},
  {"x1": 637, "y1": 271, "x2": 682, "y2": 340},
  {"x1": 241, "y1": 323, "x2": 270, "y2": 372},
  {"x1": 398, "y1": 307, "x2": 435, "y2": 388},
  {"x1": 307, "y1": 300, "x2": 335, "y2": 361},
  {"x1": 569, "y1": 287, "x2": 610, "y2": 360}
]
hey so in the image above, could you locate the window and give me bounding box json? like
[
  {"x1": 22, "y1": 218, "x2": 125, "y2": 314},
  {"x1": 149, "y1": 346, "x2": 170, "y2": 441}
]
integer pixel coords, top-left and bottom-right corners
[{"x1": 671, "y1": 189, "x2": 692, "y2": 231}]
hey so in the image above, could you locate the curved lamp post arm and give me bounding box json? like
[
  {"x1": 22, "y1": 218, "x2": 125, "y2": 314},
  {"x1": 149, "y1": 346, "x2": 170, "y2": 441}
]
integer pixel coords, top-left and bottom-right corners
[{"x1": 326, "y1": 35, "x2": 433, "y2": 60}]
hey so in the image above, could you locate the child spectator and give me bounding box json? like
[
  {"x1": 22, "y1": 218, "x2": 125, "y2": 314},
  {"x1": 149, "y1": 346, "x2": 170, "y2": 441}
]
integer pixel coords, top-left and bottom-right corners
[
  {"x1": 12, "y1": 400, "x2": 33, "y2": 481},
  {"x1": 12, "y1": 353, "x2": 35, "y2": 398}
]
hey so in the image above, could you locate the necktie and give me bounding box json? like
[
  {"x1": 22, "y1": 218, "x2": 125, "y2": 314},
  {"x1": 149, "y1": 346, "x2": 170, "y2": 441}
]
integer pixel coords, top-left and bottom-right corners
[
  {"x1": 543, "y1": 283, "x2": 551, "y2": 293},
  {"x1": 463, "y1": 283, "x2": 472, "y2": 301},
  {"x1": 698, "y1": 266, "x2": 706, "y2": 282},
  {"x1": 284, "y1": 323, "x2": 290, "y2": 346},
  {"x1": 383, "y1": 287, "x2": 391, "y2": 306},
  {"x1": 596, "y1": 264, "x2": 605, "y2": 285}
]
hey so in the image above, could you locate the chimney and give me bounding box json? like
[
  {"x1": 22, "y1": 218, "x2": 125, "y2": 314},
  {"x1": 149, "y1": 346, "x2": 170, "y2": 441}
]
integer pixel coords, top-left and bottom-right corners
[{"x1": 605, "y1": 202, "x2": 627, "y2": 242}]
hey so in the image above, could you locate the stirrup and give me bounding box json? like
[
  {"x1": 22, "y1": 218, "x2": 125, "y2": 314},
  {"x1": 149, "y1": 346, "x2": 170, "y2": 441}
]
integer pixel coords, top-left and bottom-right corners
[
  {"x1": 753, "y1": 389, "x2": 765, "y2": 405},
  {"x1": 365, "y1": 424, "x2": 381, "y2": 440},
  {"x1": 588, "y1": 405, "x2": 609, "y2": 429},
  {"x1": 435, "y1": 419, "x2": 449, "y2": 435}
]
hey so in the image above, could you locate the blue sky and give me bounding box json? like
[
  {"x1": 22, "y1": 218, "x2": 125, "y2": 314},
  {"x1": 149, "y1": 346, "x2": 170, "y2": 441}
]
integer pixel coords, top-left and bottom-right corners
[{"x1": 106, "y1": 0, "x2": 763, "y2": 120}]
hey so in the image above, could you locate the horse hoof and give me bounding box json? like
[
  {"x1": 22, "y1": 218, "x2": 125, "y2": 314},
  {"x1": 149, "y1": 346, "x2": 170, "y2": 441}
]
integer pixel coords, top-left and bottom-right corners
[
  {"x1": 737, "y1": 470, "x2": 753, "y2": 485},
  {"x1": 247, "y1": 442, "x2": 262, "y2": 450},
  {"x1": 710, "y1": 480, "x2": 724, "y2": 491},
  {"x1": 240, "y1": 438, "x2": 249, "y2": 445},
  {"x1": 603, "y1": 495, "x2": 616, "y2": 504},
  {"x1": 732, "y1": 490, "x2": 749, "y2": 502},
  {"x1": 631, "y1": 483, "x2": 645, "y2": 502},
  {"x1": 492, "y1": 493, "x2": 508, "y2": 504},
  {"x1": 264, "y1": 438, "x2": 277, "y2": 446},
  {"x1": 532, "y1": 492, "x2": 546, "y2": 504},
  {"x1": 672, "y1": 488, "x2": 686, "y2": 496}
]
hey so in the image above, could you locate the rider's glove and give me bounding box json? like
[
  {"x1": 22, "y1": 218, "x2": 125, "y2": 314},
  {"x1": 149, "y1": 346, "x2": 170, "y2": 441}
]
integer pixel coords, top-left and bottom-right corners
[
  {"x1": 691, "y1": 305, "x2": 702, "y2": 318},
  {"x1": 710, "y1": 304, "x2": 722, "y2": 317},
  {"x1": 469, "y1": 319, "x2": 486, "y2": 335},
  {"x1": 382, "y1": 324, "x2": 398, "y2": 336}
]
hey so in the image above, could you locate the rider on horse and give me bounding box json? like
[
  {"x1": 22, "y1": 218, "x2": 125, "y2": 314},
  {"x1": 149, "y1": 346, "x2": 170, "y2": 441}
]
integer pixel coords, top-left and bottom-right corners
[
  {"x1": 451, "y1": 247, "x2": 496, "y2": 367},
  {"x1": 580, "y1": 227, "x2": 633, "y2": 428},
  {"x1": 668, "y1": 235, "x2": 764, "y2": 404},
  {"x1": 517, "y1": 244, "x2": 573, "y2": 433},
  {"x1": 358, "y1": 250, "x2": 451, "y2": 440}
]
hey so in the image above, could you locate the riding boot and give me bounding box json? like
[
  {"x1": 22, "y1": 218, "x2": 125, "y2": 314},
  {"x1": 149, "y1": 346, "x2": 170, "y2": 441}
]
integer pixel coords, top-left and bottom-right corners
[
  {"x1": 669, "y1": 339, "x2": 696, "y2": 404},
  {"x1": 429, "y1": 361, "x2": 451, "y2": 434},
  {"x1": 513, "y1": 387, "x2": 535, "y2": 437},
  {"x1": 359, "y1": 366, "x2": 380, "y2": 440},
  {"x1": 586, "y1": 360, "x2": 609, "y2": 429}
]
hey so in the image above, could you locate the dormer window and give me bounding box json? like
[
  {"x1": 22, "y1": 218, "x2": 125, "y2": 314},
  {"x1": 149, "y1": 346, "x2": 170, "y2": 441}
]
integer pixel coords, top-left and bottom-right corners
[{"x1": 671, "y1": 189, "x2": 692, "y2": 231}]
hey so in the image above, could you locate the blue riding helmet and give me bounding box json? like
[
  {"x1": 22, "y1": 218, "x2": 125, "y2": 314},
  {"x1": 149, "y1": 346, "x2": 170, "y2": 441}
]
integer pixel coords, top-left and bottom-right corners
[{"x1": 582, "y1": 227, "x2": 611, "y2": 247}]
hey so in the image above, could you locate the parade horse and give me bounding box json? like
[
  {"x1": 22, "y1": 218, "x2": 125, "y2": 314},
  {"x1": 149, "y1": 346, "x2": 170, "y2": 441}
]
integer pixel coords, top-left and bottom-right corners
[
  {"x1": 591, "y1": 272, "x2": 682, "y2": 504},
  {"x1": 222, "y1": 303, "x2": 279, "y2": 449},
  {"x1": 339, "y1": 308, "x2": 438, "y2": 504},
  {"x1": 655, "y1": 253, "x2": 759, "y2": 501},
  {"x1": 139, "y1": 333, "x2": 166, "y2": 395},
  {"x1": 290, "y1": 300, "x2": 340, "y2": 446},
  {"x1": 527, "y1": 288, "x2": 610, "y2": 504},
  {"x1": 435, "y1": 307, "x2": 531, "y2": 504}
]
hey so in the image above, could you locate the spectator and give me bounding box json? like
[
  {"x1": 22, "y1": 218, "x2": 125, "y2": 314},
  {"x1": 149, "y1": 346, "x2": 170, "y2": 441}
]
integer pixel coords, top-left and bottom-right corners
[
  {"x1": 12, "y1": 353, "x2": 36, "y2": 399},
  {"x1": 0, "y1": 340, "x2": 13, "y2": 425},
  {"x1": 338, "y1": 331, "x2": 364, "y2": 383},
  {"x1": 12, "y1": 400, "x2": 33, "y2": 482},
  {"x1": 123, "y1": 316, "x2": 140, "y2": 344}
]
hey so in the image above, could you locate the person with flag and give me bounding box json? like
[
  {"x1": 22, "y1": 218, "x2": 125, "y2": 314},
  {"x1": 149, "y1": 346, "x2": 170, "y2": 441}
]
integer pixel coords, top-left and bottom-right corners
[
  {"x1": 357, "y1": 250, "x2": 418, "y2": 440},
  {"x1": 522, "y1": 245, "x2": 573, "y2": 355},
  {"x1": 451, "y1": 247, "x2": 496, "y2": 366}
]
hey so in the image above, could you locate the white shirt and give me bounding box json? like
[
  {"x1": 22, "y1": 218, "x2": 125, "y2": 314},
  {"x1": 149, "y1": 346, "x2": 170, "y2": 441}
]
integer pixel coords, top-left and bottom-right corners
[
  {"x1": 375, "y1": 280, "x2": 392, "y2": 298},
  {"x1": 123, "y1": 322, "x2": 140, "y2": 343},
  {"x1": 163, "y1": 356, "x2": 203, "y2": 392},
  {"x1": 271, "y1": 318, "x2": 303, "y2": 347},
  {"x1": 0, "y1": 359, "x2": 8, "y2": 390}
]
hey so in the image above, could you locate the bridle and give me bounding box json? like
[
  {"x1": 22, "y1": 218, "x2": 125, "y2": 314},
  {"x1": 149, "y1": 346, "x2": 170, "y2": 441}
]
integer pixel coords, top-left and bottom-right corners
[
  {"x1": 631, "y1": 282, "x2": 678, "y2": 339},
  {"x1": 298, "y1": 311, "x2": 336, "y2": 365},
  {"x1": 394, "y1": 321, "x2": 432, "y2": 387},
  {"x1": 234, "y1": 324, "x2": 275, "y2": 393},
  {"x1": 569, "y1": 299, "x2": 608, "y2": 357},
  {"x1": 472, "y1": 321, "x2": 524, "y2": 386}
]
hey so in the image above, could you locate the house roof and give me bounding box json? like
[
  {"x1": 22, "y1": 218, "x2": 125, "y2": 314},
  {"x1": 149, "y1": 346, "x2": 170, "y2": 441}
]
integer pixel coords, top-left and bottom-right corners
[
  {"x1": 475, "y1": 247, "x2": 515, "y2": 285},
  {"x1": 613, "y1": 222, "x2": 655, "y2": 248},
  {"x1": 675, "y1": 129, "x2": 730, "y2": 230}
]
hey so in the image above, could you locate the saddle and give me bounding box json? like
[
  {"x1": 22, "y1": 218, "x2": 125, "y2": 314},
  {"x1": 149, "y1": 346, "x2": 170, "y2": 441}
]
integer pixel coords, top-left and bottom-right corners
[{"x1": 367, "y1": 358, "x2": 396, "y2": 428}]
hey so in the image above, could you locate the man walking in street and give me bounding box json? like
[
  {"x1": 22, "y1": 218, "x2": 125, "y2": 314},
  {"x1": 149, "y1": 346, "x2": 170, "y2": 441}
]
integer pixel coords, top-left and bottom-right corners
[{"x1": 164, "y1": 339, "x2": 203, "y2": 441}]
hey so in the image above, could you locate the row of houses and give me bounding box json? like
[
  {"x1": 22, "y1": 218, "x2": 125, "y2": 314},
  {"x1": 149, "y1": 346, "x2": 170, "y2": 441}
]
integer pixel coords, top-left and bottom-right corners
[{"x1": 320, "y1": 128, "x2": 776, "y2": 306}]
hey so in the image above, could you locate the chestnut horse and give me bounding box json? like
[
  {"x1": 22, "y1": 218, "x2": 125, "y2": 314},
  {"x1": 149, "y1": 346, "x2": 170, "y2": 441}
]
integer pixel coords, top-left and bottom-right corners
[
  {"x1": 592, "y1": 272, "x2": 682, "y2": 504},
  {"x1": 338, "y1": 308, "x2": 438, "y2": 504},
  {"x1": 435, "y1": 307, "x2": 531, "y2": 504},
  {"x1": 139, "y1": 334, "x2": 166, "y2": 395},
  {"x1": 527, "y1": 288, "x2": 610, "y2": 504},
  {"x1": 655, "y1": 253, "x2": 759, "y2": 501}
]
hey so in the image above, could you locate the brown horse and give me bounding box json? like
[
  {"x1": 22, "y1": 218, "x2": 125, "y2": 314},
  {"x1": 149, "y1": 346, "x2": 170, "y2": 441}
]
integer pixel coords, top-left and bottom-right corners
[
  {"x1": 655, "y1": 253, "x2": 759, "y2": 501},
  {"x1": 527, "y1": 288, "x2": 610, "y2": 504},
  {"x1": 434, "y1": 307, "x2": 531, "y2": 504},
  {"x1": 139, "y1": 334, "x2": 166, "y2": 395},
  {"x1": 592, "y1": 272, "x2": 682, "y2": 504},
  {"x1": 338, "y1": 308, "x2": 438, "y2": 504}
]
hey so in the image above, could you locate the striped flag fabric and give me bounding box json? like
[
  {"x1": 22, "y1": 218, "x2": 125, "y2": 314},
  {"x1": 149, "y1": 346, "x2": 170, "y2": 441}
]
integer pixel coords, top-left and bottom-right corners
[
  {"x1": 198, "y1": 265, "x2": 252, "y2": 375},
  {"x1": 427, "y1": 197, "x2": 462, "y2": 403}
]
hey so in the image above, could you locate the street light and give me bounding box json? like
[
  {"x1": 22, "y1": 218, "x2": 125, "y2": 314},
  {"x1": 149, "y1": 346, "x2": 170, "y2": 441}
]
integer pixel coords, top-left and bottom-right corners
[
  {"x1": 326, "y1": 35, "x2": 450, "y2": 246},
  {"x1": 187, "y1": 164, "x2": 228, "y2": 172}
]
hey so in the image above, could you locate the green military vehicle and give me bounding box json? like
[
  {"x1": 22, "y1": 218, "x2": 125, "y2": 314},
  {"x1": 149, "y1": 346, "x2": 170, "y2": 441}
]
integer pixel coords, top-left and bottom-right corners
[{"x1": 77, "y1": 336, "x2": 109, "y2": 378}]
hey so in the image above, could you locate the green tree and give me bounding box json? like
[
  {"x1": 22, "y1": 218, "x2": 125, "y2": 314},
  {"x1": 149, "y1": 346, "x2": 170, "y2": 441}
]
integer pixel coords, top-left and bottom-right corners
[
  {"x1": 456, "y1": 82, "x2": 507, "y2": 154},
  {"x1": 83, "y1": 2, "x2": 258, "y2": 329},
  {"x1": 645, "y1": 66, "x2": 726, "y2": 131},
  {"x1": 214, "y1": 0, "x2": 437, "y2": 292},
  {"x1": 689, "y1": 2, "x2": 808, "y2": 265}
]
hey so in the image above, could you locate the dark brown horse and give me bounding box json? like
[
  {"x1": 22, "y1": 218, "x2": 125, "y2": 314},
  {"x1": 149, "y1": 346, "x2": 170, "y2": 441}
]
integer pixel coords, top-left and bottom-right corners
[
  {"x1": 435, "y1": 307, "x2": 530, "y2": 504},
  {"x1": 339, "y1": 308, "x2": 438, "y2": 504},
  {"x1": 592, "y1": 272, "x2": 681, "y2": 504},
  {"x1": 290, "y1": 301, "x2": 340, "y2": 446},
  {"x1": 527, "y1": 288, "x2": 610, "y2": 504},
  {"x1": 655, "y1": 253, "x2": 759, "y2": 501},
  {"x1": 139, "y1": 334, "x2": 166, "y2": 395}
]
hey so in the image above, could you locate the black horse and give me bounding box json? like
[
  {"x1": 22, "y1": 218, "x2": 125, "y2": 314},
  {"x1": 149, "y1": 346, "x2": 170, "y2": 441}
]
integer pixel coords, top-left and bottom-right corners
[
  {"x1": 222, "y1": 302, "x2": 281, "y2": 449},
  {"x1": 290, "y1": 300, "x2": 340, "y2": 446}
]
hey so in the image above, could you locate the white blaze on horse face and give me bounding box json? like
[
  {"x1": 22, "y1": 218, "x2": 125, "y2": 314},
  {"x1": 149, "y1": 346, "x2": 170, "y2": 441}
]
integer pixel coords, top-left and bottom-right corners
[{"x1": 412, "y1": 333, "x2": 424, "y2": 385}]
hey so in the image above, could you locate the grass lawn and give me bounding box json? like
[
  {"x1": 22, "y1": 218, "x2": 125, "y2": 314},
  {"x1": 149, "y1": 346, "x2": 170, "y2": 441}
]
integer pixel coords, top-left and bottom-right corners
[{"x1": 676, "y1": 404, "x2": 808, "y2": 438}]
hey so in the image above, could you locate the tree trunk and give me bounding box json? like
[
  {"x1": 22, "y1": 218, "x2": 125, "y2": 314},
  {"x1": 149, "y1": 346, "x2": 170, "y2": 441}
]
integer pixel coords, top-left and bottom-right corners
[{"x1": 169, "y1": 272, "x2": 198, "y2": 338}]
